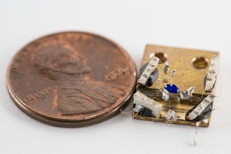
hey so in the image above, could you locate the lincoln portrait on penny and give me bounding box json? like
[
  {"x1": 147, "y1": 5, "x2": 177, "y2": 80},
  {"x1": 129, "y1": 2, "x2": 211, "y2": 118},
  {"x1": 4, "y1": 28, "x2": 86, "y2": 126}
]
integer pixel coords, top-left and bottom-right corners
[{"x1": 33, "y1": 42, "x2": 125, "y2": 115}]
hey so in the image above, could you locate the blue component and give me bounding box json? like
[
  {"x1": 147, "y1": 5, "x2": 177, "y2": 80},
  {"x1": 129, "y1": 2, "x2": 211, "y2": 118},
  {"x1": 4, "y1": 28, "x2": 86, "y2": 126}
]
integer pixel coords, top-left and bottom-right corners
[{"x1": 164, "y1": 84, "x2": 179, "y2": 93}]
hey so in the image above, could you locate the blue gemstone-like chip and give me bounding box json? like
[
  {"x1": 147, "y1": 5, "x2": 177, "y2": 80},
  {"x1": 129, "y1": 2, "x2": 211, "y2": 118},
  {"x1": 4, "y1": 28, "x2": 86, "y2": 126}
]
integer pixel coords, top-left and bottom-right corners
[{"x1": 164, "y1": 84, "x2": 179, "y2": 93}]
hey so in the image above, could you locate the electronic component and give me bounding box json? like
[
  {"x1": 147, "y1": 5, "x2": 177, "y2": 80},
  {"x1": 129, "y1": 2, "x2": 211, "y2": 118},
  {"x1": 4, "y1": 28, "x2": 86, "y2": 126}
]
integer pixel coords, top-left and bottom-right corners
[
  {"x1": 180, "y1": 86, "x2": 195, "y2": 100},
  {"x1": 133, "y1": 91, "x2": 162, "y2": 118},
  {"x1": 139, "y1": 64, "x2": 159, "y2": 87},
  {"x1": 164, "y1": 84, "x2": 179, "y2": 93},
  {"x1": 162, "y1": 89, "x2": 170, "y2": 101},
  {"x1": 186, "y1": 94, "x2": 215, "y2": 121},
  {"x1": 205, "y1": 56, "x2": 218, "y2": 92},
  {"x1": 164, "y1": 61, "x2": 169, "y2": 74},
  {"x1": 171, "y1": 69, "x2": 176, "y2": 77},
  {"x1": 165, "y1": 110, "x2": 178, "y2": 121},
  {"x1": 137, "y1": 56, "x2": 159, "y2": 86},
  {"x1": 133, "y1": 104, "x2": 144, "y2": 113}
]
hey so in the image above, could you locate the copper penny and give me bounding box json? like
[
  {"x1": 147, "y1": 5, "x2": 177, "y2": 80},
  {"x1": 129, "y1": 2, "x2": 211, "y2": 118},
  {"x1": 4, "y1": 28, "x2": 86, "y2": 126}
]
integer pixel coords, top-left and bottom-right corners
[{"x1": 7, "y1": 32, "x2": 137, "y2": 127}]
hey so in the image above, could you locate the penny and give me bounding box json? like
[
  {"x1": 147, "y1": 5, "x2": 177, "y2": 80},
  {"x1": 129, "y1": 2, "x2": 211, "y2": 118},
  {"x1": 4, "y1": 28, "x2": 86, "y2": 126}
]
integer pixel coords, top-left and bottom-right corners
[{"x1": 7, "y1": 32, "x2": 137, "y2": 127}]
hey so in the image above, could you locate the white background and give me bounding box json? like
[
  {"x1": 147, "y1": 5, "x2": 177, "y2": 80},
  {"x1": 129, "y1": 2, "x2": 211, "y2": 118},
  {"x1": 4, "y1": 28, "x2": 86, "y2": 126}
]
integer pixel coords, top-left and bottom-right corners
[{"x1": 0, "y1": 0, "x2": 231, "y2": 154}]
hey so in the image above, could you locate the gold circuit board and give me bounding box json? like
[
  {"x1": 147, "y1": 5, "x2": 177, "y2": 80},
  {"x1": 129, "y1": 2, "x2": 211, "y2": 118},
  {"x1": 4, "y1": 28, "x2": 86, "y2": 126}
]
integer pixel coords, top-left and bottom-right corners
[{"x1": 132, "y1": 44, "x2": 219, "y2": 127}]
